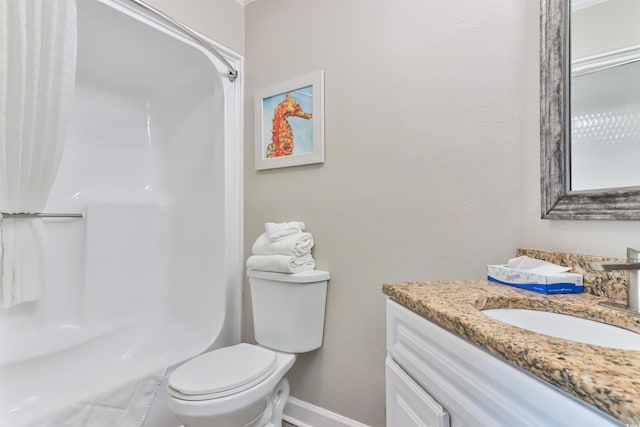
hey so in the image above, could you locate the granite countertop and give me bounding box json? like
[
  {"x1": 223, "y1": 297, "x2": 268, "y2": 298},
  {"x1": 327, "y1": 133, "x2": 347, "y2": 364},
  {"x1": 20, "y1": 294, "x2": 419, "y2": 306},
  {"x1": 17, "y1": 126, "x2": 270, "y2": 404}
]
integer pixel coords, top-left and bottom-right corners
[{"x1": 383, "y1": 280, "x2": 640, "y2": 425}]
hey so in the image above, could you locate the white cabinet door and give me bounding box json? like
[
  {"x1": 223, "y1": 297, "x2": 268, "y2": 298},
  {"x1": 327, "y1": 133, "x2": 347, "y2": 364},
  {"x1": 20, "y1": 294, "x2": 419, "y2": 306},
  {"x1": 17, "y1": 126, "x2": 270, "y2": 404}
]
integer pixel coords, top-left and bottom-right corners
[{"x1": 386, "y1": 356, "x2": 450, "y2": 427}]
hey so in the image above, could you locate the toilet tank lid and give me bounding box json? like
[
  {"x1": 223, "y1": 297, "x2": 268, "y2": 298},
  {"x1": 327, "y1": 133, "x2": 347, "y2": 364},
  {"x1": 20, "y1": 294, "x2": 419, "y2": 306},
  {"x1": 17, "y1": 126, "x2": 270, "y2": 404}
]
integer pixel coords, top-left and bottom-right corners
[{"x1": 247, "y1": 269, "x2": 330, "y2": 283}]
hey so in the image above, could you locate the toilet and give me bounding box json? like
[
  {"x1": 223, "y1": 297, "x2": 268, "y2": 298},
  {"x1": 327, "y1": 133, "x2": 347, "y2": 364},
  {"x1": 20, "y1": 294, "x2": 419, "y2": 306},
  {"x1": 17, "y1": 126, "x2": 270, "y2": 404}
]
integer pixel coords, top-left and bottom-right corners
[{"x1": 167, "y1": 269, "x2": 330, "y2": 427}]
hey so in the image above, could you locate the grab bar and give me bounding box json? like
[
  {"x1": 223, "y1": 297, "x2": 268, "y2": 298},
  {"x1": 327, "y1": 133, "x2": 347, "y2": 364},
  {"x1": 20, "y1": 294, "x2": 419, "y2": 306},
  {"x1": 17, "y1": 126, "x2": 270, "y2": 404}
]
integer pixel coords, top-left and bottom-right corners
[
  {"x1": 1, "y1": 213, "x2": 84, "y2": 219},
  {"x1": 124, "y1": 0, "x2": 239, "y2": 83}
]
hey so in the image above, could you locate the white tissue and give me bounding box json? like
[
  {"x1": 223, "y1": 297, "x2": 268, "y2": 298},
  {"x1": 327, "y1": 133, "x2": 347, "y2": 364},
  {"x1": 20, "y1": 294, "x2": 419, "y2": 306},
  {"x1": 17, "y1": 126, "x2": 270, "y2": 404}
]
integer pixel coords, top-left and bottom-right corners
[{"x1": 507, "y1": 256, "x2": 570, "y2": 275}]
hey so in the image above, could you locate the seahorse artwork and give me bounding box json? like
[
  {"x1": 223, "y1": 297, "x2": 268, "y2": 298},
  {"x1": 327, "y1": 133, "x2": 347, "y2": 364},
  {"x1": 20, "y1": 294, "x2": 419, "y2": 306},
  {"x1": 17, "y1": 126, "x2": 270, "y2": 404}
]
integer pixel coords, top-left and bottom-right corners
[{"x1": 266, "y1": 93, "x2": 312, "y2": 158}]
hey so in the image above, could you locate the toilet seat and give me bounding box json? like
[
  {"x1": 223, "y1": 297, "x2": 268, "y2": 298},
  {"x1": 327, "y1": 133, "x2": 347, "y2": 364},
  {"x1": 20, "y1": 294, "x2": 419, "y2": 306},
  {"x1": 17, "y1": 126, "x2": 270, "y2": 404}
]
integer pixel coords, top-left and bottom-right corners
[{"x1": 169, "y1": 343, "x2": 278, "y2": 401}]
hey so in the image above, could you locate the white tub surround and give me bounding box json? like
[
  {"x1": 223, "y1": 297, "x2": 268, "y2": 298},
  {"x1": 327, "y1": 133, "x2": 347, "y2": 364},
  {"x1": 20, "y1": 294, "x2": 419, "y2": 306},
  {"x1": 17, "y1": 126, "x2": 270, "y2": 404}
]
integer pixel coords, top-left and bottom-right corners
[{"x1": 0, "y1": 0, "x2": 243, "y2": 425}]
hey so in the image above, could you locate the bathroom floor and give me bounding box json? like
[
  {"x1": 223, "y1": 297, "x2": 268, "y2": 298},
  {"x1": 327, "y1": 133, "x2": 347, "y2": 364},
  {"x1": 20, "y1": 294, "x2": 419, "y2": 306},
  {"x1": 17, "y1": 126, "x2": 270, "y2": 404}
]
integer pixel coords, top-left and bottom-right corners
[{"x1": 283, "y1": 421, "x2": 296, "y2": 427}]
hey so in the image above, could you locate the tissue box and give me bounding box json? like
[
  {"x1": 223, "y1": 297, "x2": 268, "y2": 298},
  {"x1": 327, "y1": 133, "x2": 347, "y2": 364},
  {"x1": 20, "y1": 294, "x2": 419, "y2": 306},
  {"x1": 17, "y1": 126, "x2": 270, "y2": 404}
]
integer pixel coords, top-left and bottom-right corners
[{"x1": 487, "y1": 265, "x2": 583, "y2": 294}]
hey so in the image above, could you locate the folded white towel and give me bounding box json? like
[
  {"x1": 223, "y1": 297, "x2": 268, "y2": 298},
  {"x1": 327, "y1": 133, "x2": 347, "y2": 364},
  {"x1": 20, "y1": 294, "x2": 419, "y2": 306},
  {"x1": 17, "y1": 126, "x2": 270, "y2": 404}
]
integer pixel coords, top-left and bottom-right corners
[
  {"x1": 265, "y1": 221, "x2": 305, "y2": 241},
  {"x1": 246, "y1": 254, "x2": 315, "y2": 274},
  {"x1": 252, "y1": 232, "x2": 314, "y2": 257}
]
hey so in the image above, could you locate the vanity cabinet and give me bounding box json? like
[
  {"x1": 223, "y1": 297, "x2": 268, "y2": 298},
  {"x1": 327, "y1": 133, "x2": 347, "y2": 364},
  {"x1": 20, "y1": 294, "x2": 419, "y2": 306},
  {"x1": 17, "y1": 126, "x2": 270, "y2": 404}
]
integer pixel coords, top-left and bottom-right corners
[{"x1": 385, "y1": 299, "x2": 623, "y2": 427}]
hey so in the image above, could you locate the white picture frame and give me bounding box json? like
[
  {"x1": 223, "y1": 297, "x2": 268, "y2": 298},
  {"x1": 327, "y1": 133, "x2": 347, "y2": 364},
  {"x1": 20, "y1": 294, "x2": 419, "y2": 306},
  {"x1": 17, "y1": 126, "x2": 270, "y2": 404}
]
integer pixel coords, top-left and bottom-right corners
[{"x1": 254, "y1": 70, "x2": 324, "y2": 170}]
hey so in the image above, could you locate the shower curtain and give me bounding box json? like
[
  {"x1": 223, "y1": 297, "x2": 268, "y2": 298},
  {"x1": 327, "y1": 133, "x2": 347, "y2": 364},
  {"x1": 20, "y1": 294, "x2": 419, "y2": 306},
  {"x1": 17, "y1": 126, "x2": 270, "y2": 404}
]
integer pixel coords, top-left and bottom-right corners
[{"x1": 0, "y1": 0, "x2": 77, "y2": 309}]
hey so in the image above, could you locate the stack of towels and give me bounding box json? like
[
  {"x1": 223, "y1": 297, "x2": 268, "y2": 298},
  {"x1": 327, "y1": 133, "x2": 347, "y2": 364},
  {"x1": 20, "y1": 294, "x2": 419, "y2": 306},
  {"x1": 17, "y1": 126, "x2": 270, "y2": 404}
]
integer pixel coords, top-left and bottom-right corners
[{"x1": 247, "y1": 221, "x2": 315, "y2": 273}]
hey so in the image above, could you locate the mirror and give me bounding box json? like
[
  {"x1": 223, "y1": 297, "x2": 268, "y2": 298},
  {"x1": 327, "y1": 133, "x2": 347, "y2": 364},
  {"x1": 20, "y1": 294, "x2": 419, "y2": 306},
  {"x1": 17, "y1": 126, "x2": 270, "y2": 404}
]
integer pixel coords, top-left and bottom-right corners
[
  {"x1": 571, "y1": 0, "x2": 640, "y2": 191},
  {"x1": 540, "y1": 0, "x2": 640, "y2": 220}
]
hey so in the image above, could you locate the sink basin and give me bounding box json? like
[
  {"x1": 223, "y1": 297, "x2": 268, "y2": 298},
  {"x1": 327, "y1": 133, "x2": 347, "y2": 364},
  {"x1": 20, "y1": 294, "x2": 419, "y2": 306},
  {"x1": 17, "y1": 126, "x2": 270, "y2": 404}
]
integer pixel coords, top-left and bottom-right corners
[{"x1": 482, "y1": 308, "x2": 640, "y2": 351}]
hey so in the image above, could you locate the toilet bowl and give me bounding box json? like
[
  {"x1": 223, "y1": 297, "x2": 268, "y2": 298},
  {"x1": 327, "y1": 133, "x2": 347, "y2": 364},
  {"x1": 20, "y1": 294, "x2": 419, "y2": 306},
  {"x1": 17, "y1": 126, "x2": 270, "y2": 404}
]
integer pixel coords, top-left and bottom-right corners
[
  {"x1": 168, "y1": 344, "x2": 295, "y2": 427},
  {"x1": 167, "y1": 269, "x2": 329, "y2": 427}
]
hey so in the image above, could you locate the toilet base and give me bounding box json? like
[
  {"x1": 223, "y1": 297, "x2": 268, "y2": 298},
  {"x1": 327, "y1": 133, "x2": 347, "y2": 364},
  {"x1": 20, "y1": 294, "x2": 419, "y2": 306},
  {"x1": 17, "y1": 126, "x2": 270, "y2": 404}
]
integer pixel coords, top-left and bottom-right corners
[
  {"x1": 251, "y1": 378, "x2": 290, "y2": 427},
  {"x1": 173, "y1": 378, "x2": 289, "y2": 427}
]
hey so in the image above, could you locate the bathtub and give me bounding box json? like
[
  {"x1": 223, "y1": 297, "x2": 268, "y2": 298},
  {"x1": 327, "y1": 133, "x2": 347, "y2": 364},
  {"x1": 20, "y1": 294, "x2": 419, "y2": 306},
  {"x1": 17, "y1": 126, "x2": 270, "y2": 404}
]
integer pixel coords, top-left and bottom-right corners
[{"x1": 0, "y1": 1, "x2": 243, "y2": 425}]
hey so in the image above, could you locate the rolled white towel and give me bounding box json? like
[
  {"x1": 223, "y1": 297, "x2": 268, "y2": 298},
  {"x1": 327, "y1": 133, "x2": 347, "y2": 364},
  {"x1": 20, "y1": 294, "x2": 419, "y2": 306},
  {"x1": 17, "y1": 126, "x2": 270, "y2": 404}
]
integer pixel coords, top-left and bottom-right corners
[
  {"x1": 264, "y1": 221, "x2": 305, "y2": 241},
  {"x1": 246, "y1": 254, "x2": 315, "y2": 274},
  {"x1": 252, "y1": 232, "x2": 314, "y2": 257}
]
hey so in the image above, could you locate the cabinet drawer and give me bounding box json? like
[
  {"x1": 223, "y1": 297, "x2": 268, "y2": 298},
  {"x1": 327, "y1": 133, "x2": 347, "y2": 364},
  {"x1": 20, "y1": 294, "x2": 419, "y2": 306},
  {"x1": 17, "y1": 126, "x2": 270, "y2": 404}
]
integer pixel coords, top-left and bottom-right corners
[{"x1": 386, "y1": 356, "x2": 450, "y2": 427}]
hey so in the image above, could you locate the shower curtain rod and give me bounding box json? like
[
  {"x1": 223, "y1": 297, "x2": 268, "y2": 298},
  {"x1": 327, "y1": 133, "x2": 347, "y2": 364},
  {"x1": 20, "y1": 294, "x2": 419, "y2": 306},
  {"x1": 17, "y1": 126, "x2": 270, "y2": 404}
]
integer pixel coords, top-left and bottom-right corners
[
  {"x1": 124, "y1": 0, "x2": 239, "y2": 83},
  {"x1": 1, "y1": 213, "x2": 84, "y2": 219}
]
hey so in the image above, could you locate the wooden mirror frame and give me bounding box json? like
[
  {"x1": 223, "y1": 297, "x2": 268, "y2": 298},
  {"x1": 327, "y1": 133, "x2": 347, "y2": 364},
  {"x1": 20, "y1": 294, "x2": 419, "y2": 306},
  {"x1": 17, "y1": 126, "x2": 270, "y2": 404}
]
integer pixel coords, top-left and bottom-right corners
[{"x1": 540, "y1": 0, "x2": 640, "y2": 220}]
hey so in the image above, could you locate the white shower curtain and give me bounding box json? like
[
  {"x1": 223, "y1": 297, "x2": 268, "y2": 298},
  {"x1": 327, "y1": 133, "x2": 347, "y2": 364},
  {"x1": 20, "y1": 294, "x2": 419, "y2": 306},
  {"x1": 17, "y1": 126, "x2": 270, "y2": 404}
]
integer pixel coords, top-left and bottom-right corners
[{"x1": 0, "y1": 0, "x2": 77, "y2": 309}]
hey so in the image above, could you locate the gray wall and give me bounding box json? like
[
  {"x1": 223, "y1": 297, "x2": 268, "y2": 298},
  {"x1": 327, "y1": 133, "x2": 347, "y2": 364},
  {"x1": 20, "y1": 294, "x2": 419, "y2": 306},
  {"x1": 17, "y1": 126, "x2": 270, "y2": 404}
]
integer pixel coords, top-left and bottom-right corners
[
  {"x1": 244, "y1": 1, "x2": 531, "y2": 425},
  {"x1": 146, "y1": 0, "x2": 244, "y2": 54}
]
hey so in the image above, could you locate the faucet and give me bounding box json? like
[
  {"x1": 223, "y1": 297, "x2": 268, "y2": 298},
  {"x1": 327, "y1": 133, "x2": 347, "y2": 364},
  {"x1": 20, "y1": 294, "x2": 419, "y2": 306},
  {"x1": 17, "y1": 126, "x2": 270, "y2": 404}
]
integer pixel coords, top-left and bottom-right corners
[{"x1": 590, "y1": 247, "x2": 640, "y2": 315}]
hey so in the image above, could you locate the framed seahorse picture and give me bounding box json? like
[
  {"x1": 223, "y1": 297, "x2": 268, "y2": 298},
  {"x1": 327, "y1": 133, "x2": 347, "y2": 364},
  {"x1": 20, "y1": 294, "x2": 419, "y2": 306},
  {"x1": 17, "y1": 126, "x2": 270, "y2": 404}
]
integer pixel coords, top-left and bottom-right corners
[{"x1": 254, "y1": 71, "x2": 325, "y2": 170}]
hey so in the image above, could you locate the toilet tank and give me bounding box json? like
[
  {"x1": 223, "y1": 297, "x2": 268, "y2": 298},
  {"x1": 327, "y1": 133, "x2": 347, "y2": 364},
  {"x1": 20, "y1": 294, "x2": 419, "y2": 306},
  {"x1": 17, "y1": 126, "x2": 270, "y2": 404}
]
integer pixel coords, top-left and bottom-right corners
[{"x1": 248, "y1": 270, "x2": 330, "y2": 353}]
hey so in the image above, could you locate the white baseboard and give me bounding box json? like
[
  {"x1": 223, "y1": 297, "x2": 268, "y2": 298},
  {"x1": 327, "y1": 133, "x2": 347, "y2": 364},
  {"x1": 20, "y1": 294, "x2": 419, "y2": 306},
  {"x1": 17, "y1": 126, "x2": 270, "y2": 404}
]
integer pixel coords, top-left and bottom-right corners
[{"x1": 283, "y1": 396, "x2": 370, "y2": 427}]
